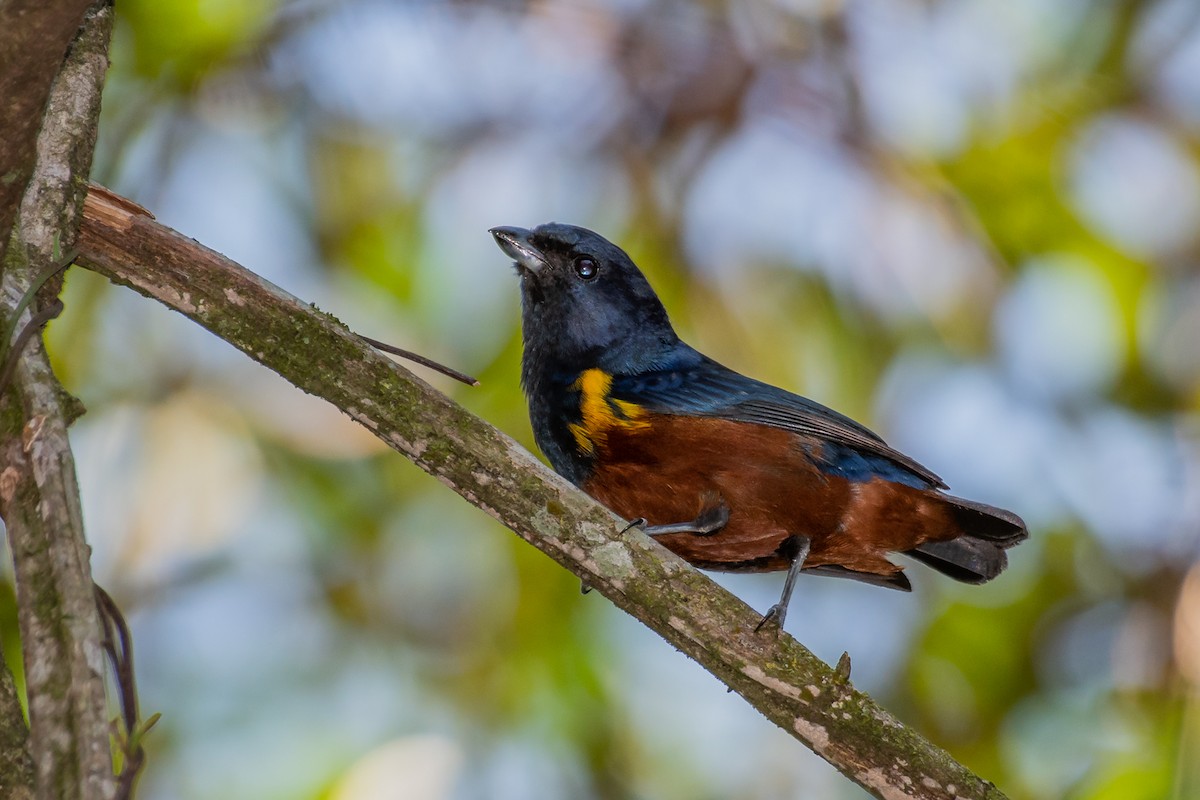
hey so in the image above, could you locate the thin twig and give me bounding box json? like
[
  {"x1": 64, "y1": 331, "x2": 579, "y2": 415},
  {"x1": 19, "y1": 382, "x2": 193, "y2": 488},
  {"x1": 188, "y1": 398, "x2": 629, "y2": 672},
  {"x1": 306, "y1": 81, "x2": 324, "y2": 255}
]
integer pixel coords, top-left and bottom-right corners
[
  {"x1": 0, "y1": 300, "x2": 65, "y2": 399},
  {"x1": 356, "y1": 334, "x2": 479, "y2": 386},
  {"x1": 94, "y1": 588, "x2": 136, "y2": 734},
  {"x1": 0, "y1": 248, "x2": 76, "y2": 367},
  {"x1": 94, "y1": 586, "x2": 152, "y2": 800}
]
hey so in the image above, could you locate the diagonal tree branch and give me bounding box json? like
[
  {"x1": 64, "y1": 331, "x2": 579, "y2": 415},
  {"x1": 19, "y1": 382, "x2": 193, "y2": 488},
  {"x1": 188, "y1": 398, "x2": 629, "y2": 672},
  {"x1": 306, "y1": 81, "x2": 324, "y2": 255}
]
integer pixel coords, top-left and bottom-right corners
[
  {"x1": 0, "y1": 3, "x2": 116, "y2": 800},
  {"x1": 75, "y1": 184, "x2": 1007, "y2": 800}
]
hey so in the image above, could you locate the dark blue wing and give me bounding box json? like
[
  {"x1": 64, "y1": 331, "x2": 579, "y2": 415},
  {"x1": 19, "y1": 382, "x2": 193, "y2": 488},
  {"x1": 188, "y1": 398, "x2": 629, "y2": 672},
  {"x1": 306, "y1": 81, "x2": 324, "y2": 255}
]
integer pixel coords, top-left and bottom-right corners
[{"x1": 608, "y1": 345, "x2": 946, "y2": 489}]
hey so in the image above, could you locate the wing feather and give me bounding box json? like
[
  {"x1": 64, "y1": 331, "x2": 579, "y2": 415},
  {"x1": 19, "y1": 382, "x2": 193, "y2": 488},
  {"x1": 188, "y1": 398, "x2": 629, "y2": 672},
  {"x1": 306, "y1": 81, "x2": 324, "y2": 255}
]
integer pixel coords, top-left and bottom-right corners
[{"x1": 608, "y1": 348, "x2": 946, "y2": 489}]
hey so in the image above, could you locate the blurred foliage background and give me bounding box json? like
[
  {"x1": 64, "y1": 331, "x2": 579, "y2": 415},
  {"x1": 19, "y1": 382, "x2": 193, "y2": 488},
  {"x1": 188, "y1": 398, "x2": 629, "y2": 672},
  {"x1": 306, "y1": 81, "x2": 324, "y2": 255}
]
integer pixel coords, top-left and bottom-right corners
[{"x1": 3, "y1": 0, "x2": 1200, "y2": 798}]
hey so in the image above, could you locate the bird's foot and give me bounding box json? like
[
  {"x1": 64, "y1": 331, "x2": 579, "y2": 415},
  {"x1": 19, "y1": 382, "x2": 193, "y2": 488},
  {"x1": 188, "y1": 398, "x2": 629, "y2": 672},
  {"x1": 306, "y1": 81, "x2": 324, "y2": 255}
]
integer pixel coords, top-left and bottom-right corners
[
  {"x1": 755, "y1": 603, "x2": 787, "y2": 633},
  {"x1": 755, "y1": 534, "x2": 810, "y2": 634}
]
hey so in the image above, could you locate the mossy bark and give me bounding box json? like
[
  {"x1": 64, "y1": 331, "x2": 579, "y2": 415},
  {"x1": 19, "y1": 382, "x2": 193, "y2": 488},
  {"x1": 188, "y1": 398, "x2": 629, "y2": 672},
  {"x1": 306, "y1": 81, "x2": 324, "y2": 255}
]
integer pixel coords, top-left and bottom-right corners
[
  {"x1": 0, "y1": 658, "x2": 34, "y2": 800},
  {"x1": 0, "y1": 0, "x2": 97, "y2": 269},
  {"x1": 0, "y1": 4, "x2": 116, "y2": 800},
  {"x1": 76, "y1": 185, "x2": 1008, "y2": 800}
]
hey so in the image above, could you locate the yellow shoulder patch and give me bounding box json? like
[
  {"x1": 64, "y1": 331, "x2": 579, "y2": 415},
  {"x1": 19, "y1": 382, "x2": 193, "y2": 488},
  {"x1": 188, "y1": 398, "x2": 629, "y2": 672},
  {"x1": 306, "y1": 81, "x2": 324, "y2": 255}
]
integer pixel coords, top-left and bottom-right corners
[{"x1": 568, "y1": 368, "x2": 650, "y2": 455}]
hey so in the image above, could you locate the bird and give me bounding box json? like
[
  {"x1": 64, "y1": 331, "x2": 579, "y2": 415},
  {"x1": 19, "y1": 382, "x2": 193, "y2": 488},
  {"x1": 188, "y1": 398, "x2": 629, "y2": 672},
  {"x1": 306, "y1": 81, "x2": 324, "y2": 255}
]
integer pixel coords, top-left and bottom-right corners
[{"x1": 490, "y1": 223, "x2": 1027, "y2": 630}]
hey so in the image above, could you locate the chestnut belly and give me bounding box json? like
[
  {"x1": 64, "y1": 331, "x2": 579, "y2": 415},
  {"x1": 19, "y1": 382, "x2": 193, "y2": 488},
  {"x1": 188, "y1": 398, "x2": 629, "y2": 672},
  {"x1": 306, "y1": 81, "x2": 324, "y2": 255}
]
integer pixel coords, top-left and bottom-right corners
[{"x1": 581, "y1": 414, "x2": 955, "y2": 578}]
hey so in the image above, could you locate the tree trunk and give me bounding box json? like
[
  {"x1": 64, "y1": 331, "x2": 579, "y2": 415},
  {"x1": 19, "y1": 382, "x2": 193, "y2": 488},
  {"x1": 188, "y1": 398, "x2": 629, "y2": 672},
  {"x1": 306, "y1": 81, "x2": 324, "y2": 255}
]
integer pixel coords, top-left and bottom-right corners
[{"x1": 0, "y1": 3, "x2": 116, "y2": 799}]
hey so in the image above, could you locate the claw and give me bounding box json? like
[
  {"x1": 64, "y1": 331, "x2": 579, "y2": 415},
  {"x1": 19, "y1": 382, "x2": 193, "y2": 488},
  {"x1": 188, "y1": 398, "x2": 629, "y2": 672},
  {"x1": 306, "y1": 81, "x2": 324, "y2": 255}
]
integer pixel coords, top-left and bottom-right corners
[
  {"x1": 619, "y1": 517, "x2": 647, "y2": 535},
  {"x1": 755, "y1": 604, "x2": 784, "y2": 632}
]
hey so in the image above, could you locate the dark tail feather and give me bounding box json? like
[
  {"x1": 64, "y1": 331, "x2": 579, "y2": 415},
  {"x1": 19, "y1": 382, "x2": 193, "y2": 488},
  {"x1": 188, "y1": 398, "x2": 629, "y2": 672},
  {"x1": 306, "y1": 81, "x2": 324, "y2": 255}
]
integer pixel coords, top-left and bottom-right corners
[
  {"x1": 907, "y1": 494, "x2": 1028, "y2": 584},
  {"x1": 806, "y1": 564, "x2": 913, "y2": 592}
]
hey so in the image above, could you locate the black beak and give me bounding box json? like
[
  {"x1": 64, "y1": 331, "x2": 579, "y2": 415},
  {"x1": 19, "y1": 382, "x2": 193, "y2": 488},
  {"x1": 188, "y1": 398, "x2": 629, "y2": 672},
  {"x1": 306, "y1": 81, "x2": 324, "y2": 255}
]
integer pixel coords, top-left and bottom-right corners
[{"x1": 490, "y1": 226, "x2": 548, "y2": 274}]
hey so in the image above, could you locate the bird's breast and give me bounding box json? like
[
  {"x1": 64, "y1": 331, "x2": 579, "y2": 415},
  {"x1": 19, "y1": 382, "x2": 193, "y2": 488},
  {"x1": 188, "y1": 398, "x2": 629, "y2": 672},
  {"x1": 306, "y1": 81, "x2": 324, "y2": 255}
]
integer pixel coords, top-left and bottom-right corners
[
  {"x1": 566, "y1": 368, "x2": 653, "y2": 457},
  {"x1": 523, "y1": 366, "x2": 654, "y2": 487}
]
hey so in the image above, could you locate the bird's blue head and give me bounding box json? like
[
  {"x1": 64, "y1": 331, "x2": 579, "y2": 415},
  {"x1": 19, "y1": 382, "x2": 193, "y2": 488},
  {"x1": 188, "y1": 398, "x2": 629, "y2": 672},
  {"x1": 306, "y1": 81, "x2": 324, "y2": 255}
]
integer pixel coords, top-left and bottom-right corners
[{"x1": 491, "y1": 223, "x2": 681, "y2": 383}]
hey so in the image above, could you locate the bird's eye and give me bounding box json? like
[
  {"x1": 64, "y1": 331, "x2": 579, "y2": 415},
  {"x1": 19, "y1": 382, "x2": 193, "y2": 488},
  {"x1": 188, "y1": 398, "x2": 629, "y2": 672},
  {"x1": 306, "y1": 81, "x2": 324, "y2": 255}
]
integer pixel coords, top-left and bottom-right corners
[{"x1": 573, "y1": 256, "x2": 598, "y2": 281}]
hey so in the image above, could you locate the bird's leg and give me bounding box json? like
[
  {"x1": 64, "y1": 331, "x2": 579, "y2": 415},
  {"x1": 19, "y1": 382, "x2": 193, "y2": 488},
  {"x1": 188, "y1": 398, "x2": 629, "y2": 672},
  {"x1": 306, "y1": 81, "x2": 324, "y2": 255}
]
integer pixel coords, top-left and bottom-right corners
[
  {"x1": 756, "y1": 535, "x2": 811, "y2": 633},
  {"x1": 621, "y1": 501, "x2": 730, "y2": 538}
]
